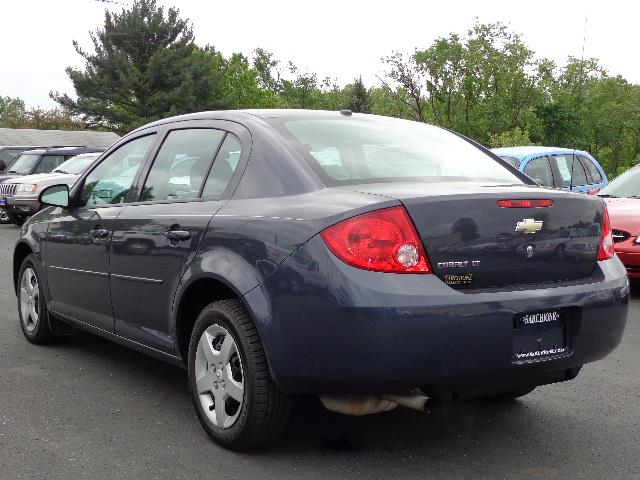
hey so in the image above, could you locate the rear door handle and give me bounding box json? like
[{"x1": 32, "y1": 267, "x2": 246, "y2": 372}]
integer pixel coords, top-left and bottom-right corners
[
  {"x1": 90, "y1": 228, "x2": 110, "y2": 239},
  {"x1": 164, "y1": 230, "x2": 191, "y2": 241}
]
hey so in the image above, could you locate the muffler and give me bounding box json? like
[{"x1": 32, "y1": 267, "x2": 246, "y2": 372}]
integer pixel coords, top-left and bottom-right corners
[{"x1": 319, "y1": 390, "x2": 430, "y2": 416}]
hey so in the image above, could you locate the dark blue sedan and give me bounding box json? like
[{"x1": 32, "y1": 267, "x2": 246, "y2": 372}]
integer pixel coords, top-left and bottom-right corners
[{"x1": 14, "y1": 110, "x2": 629, "y2": 449}]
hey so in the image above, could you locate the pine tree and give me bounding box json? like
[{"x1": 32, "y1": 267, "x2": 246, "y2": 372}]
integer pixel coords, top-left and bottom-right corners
[
  {"x1": 344, "y1": 76, "x2": 372, "y2": 113},
  {"x1": 51, "y1": 0, "x2": 227, "y2": 133}
]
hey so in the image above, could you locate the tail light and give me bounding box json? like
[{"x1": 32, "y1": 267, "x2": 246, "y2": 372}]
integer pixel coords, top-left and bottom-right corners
[
  {"x1": 597, "y1": 204, "x2": 614, "y2": 261},
  {"x1": 320, "y1": 206, "x2": 431, "y2": 273}
]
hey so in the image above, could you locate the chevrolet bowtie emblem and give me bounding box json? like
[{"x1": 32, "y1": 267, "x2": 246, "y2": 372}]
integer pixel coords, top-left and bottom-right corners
[{"x1": 515, "y1": 218, "x2": 543, "y2": 234}]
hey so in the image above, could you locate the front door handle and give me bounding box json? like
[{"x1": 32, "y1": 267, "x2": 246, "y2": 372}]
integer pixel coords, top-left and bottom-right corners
[
  {"x1": 164, "y1": 230, "x2": 191, "y2": 242},
  {"x1": 90, "y1": 228, "x2": 110, "y2": 239}
]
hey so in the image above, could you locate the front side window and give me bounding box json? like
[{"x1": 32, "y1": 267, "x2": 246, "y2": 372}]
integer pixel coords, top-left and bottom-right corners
[
  {"x1": 552, "y1": 154, "x2": 588, "y2": 187},
  {"x1": 34, "y1": 155, "x2": 65, "y2": 174},
  {"x1": 270, "y1": 116, "x2": 522, "y2": 185},
  {"x1": 141, "y1": 129, "x2": 224, "y2": 202},
  {"x1": 79, "y1": 134, "x2": 156, "y2": 207},
  {"x1": 523, "y1": 156, "x2": 553, "y2": 187},
  {"x1": 7, "y1": 154, "x2": 40, "y2": 174},
  {"x1": 201, "y1": 134, "x2": 242, "y2": 198}
]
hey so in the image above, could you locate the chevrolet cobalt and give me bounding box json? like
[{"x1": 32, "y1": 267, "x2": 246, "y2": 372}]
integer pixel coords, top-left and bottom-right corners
[{"x1": 14, "y1": 110, "x2": 629, "y2": 449}]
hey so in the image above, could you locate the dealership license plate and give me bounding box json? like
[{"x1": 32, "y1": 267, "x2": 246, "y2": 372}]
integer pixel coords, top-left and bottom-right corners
[{"x1": 512, "y1": 310, "x2": 567, "y2": 360}]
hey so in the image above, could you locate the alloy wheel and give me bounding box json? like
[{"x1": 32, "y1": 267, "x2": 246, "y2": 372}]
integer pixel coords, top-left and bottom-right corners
[
  {"x1": 20, "y1": 267, "x2": 40, "y2": 332},
  {"x1": 195, "y1": 324, "x2": 245, "y2": 429}
]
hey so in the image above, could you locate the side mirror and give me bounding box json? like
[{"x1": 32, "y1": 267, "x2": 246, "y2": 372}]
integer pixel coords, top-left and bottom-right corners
[{"x1": 39, "y1": 184, "x2": 70, "y2": 208}]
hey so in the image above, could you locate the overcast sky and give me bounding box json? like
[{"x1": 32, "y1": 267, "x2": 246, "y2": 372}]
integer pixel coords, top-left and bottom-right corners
[{"x1": 1, "y1": 0, "x2": 636, "y2": 109}]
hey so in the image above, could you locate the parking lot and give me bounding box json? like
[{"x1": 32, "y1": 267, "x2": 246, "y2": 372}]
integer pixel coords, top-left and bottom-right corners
[{"x1": 0, "y1": 223, "x2": 638, "y2": 480}]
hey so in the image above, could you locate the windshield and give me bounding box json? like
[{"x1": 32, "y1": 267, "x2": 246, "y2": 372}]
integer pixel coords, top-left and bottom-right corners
[
  {"x1": 500, "y1": 156, "x2": 521, "y2": 168},
  {"x1": 270, "y1": 116, "x2": 523, "y2": 186},
  {"x1": 599, "y1": 167, "x2": 640, "y2": 198},
  {"x1": 7, "y1": 153, "x2": 40, "y2": 174},
  {"x1": 54, "y1": 154, "x2": 99, "y2": 175}
]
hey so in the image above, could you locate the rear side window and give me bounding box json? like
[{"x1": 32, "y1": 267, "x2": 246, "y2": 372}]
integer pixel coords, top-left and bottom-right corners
[
  {"x1": 271, "y1": 117, "x2": 522, "y2": 185},
  {"x1": 523, "y1": 156, "x2": 553, "y2": 187},
  {"x1": 201, "y1": 134, "x2": 242, "y2": 198},
  {"x1": 552, "y1": 154, "x2": 588, "y2": 187},
  {"x1": 34, "y1": 155, "x2": 65, "y2": 174},
  {"x1": 80, "y1": 134, "x2": 156, "y2": 207},
  {"x1": 141, "y1": 129, "x2": 224, "y2": 202},
  {"x1": 579, "y1": 155, "x2": 603, "y2": 183}
]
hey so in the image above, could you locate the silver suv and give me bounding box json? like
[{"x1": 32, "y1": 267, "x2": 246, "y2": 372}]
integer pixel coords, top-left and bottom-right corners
[{"x1": 0, "y1": 152, "x2": 101, "y2": 225}]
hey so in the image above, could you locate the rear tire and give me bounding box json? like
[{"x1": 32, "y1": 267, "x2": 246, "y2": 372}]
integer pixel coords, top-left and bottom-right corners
[
  {"x1": 18, "y1": 254, "x2": 55, "y2": 344},
  {"x1": 188, "y1": 299, "x2": 291, "y2": 450}
]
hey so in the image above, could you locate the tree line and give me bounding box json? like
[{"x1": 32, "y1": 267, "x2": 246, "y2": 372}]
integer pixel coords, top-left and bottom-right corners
[{"x1": 1, "y1": 0, "x2": 638, "y2": 177}]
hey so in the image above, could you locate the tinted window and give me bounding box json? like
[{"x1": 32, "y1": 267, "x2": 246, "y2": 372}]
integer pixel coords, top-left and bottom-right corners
[
  {"x1": 141, "y1": 129, "x2": 224, "y2": 202},
  {"x1": 500, "y1": 156, "x2": 521, "y2": 168},
  {"x1": 34, "y1": 155, "x2": 65, "y2": 174},
  {"x1": 580, "y1": 155, "x2": 603, "y2": 183},
  {"x1": 270, "y1": 117, "x2": 521, "y2": 185},
  {"x1": 8, "y1": 154, "x2": 40, "y2": 174},
  {"x1": 552, "y1": 154, "x2": 588, "y2": 187},
  {"x1": 80, "y1": 135, "x2": 156, "y2": 207},
  {"x1": 523, "y1": 156, "x2": 553, "y2": 187},
  {"x1": 201, "y1": 134, "x2": 242, "y2": 198}
]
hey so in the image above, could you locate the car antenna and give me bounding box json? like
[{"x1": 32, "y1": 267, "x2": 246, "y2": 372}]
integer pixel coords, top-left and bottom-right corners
[{"x1": 570, "y1": 14, "x2": 588, "y2": 192}]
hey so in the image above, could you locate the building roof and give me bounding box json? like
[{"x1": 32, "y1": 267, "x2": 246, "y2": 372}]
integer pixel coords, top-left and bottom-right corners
[{"x1": 0, "y1": 128, "x2": 120, "y2": 149}]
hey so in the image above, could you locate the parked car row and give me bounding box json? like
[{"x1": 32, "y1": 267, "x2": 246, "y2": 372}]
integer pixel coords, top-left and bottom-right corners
[
  {"x1": 10, "y1": 110, "x2": 630, "y2": 450},
  {"x1": 0, "y1": 146, "x2": 102, "y2": 224}
]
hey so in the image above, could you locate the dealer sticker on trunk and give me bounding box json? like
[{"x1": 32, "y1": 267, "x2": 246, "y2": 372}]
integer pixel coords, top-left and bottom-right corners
[{"x1": 443, "y1": 274, "x2": 473, "y2": 286}]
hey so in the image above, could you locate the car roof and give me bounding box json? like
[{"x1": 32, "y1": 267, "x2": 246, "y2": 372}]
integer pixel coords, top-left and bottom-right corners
[
  {"x1": 19, "y1": 146, "x2": 104, "y2": 156},
  {"x1": 491, "y1": 146, "x2": 591, "y2": 161}
]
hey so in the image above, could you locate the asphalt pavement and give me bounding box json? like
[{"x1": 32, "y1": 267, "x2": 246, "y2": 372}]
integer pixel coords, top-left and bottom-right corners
[{"x1": 0, "y1": 223, "x2": 638, "y2": 479}]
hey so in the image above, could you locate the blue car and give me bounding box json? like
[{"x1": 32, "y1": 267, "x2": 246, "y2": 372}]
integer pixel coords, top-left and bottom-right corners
[
  {"x1": 14, "y1": 111, "x2": 628, "y2": 449},
  {"x1": 492, "y1": 146, "x2": 608, "y2": 194}
]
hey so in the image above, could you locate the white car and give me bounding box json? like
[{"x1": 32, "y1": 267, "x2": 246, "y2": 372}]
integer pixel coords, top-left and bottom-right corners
[{"x1": 0, "y1": 152, "x2": 101, "y2": 225}]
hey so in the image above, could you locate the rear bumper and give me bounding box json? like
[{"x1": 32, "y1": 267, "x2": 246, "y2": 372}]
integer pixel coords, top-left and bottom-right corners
[{"x1": 246, "y1": 236, "x2": 630, "y2": 395}]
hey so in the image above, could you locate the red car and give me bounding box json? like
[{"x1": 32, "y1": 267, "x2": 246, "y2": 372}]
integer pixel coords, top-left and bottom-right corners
[{"x1": 599, "y1": 165, "x2": 640, "y2": 279}]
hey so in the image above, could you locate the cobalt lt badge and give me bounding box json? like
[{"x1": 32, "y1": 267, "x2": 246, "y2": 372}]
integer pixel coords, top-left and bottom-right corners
[{"x1": 515, "y1": 218, "x2": 543, "y2": 234}]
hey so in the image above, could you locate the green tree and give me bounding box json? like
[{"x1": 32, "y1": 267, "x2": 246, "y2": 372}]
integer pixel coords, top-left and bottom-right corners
[
  {"x1": 51, "y1": 0, "x2": 227, "y2": 133},
  {"x1": 344, "y1": 77, "x2": 372, "y2": 113}
]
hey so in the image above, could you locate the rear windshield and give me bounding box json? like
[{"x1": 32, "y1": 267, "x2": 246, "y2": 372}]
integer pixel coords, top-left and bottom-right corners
[
  {"x1": 270, "y1": 116, "x2": 522, "y2": 186},
  {"x1": 7, "y1": 153, "x2": 40, "y2": 174}
]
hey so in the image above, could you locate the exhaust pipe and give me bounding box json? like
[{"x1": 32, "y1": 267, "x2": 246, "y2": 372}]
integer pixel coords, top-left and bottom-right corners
[{"x1": 319, "y1": 391, "x2": 430, "y2": 416}]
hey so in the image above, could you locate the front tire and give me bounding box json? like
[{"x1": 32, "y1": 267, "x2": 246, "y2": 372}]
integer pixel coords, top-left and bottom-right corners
[
  {"x1": 188, "y1": 299, "x2": 291, "y2": 450},
  {"x1": 18, "y1": 255, "x2": 55, "y2": 344}
]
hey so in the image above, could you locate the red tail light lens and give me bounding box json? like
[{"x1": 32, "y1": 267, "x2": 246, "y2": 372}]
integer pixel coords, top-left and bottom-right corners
[
  {"x1": 597, "y1": 204, "x2": 614, "y2": 261},
  {"x1": 497, "y1": 199, "x2": 554, "y2": 208},
  {"x1": 320, "y1": 206, "x2": 431, "y2": 273}
]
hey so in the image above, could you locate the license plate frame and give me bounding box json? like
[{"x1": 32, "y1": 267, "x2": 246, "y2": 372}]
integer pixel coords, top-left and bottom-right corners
[{"x1": 512, "y1": 310, "x2": 568, "y2": 361}]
